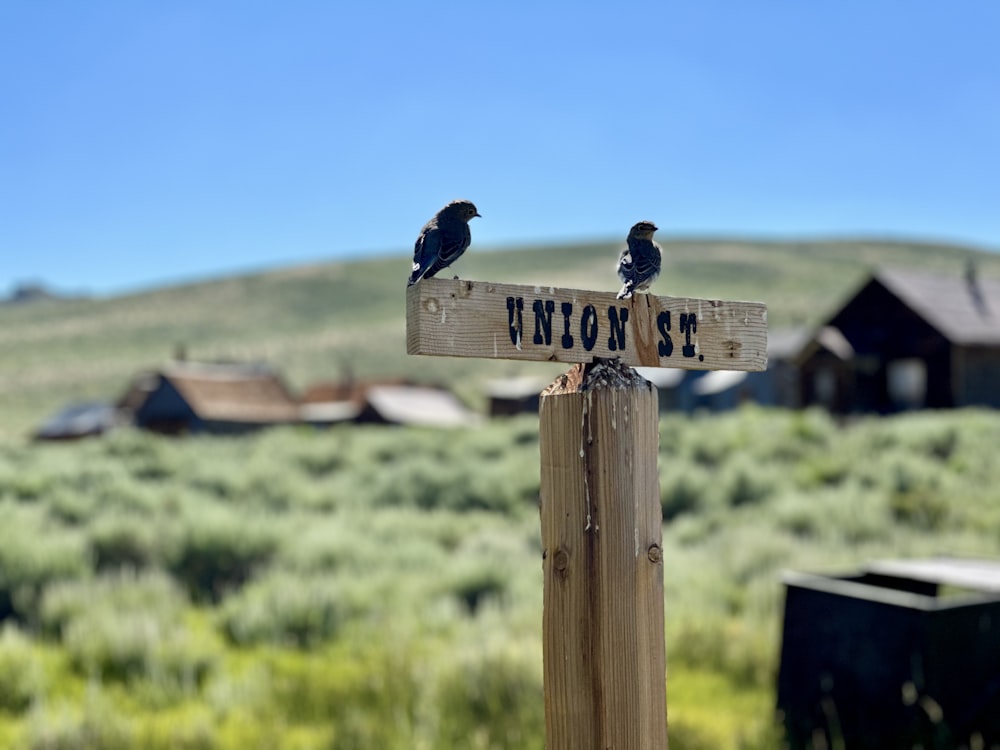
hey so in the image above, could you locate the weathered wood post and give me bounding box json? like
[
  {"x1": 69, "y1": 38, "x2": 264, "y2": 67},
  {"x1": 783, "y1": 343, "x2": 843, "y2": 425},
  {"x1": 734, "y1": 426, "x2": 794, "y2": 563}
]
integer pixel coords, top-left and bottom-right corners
[
  {"x1": 407, "y1": 277, "x2": 767, "y2": 749},
  {"x1": 540, "y1": 358, "x2": 666, "y2": 748}
]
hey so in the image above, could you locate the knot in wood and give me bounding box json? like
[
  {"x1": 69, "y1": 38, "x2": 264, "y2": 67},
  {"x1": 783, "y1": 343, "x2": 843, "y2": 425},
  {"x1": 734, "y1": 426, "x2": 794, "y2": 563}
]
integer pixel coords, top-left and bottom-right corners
[
  {"x1": 647, "y1": 544, "x2": 662, "y2": 564},
  {"x1": 553, "y1": 548, "x2": 570, "y2": 573}
]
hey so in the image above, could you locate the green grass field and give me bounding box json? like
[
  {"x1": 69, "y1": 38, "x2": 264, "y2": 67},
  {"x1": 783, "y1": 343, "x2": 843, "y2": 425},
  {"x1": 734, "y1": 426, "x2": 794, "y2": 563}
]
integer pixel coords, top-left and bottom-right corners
[{"x1": 1, "y1": 408, "x2": 999, "y2": 748}]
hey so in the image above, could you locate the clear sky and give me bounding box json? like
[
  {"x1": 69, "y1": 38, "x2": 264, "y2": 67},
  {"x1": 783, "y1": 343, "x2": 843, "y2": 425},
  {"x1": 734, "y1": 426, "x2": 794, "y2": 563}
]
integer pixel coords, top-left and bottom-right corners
[{"x1": 2, "y1": 1, "x2": 998, "y2": 297}]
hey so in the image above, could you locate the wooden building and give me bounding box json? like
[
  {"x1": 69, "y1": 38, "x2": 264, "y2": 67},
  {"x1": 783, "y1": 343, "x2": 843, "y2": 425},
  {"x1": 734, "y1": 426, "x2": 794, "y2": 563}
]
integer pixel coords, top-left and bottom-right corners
[
  {"x1": 34, "y1": 401, "x2": 123, "y2": 440},
  {"x1": 300, "y1": 377, "x2": 415, "y2": 406},
  {"x1": 355, "y1": 385, "x2": 480, "y2": 427},
  {"x1": 485, "y1": 376, "x2": 549, "y2": 417},
  {"x1": 301, "y1": 379, "x2": 479, "y2": 428},
  {"x1": 122, "y1": 362, "x2": 300, "y2": 434},
  {"x1": 797, "y1": 266, "x2": 1000, "y2": 413},
  {"x1": 778, "y1": 558, "x2": 1000, "y2": 748}
]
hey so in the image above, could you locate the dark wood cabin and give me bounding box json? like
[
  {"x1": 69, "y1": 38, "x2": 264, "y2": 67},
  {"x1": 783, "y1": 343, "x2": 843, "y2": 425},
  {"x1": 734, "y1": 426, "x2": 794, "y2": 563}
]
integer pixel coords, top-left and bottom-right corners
[{"x1": 797, "y1": 266, "x2": 1000, "y2": 413}]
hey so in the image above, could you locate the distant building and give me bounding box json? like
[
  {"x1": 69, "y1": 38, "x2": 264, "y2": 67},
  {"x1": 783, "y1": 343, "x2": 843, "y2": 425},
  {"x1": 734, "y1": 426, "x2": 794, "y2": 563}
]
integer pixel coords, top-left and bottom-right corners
[
  {"x1": 300, "y1": 376, "x2": 415, "y2": 406},
  {"x1": 355, "y1": 385, "x2": 480, "y2": 427},
  {"x1": 689, "y1": 369, "x2": 750, "y2": 410},
  {"x1": 634, "y1": 368, "x2": 687, "y2": 411},
  {"x1": 121, "y1": 362, "x2": 300, "y2": 434},
  {"x1": 757, "y1": 328, "x2": 814, "y2": 409},
  {"x1": 797, "y1": 266, "x2": 1000, "y2": 412},
  {"x1": 301, "y1": 378, "x2": 479, "y2": 428},
  {"x1": 34, "y1": 401, "x2": 123, "y2": 440},
  {"x1": 794, "y1": 325, "x2": 856, "y2": 412},
  {"x1": 485, "y1": 376, "x2": 550, "y2": 417}
]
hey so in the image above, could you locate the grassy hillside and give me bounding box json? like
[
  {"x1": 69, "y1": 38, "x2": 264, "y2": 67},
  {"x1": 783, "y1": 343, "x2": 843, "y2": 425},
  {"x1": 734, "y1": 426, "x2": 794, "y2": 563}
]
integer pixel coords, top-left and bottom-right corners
[{"x1": 2, "y1": 237, "x2": 998, "y2": 437}]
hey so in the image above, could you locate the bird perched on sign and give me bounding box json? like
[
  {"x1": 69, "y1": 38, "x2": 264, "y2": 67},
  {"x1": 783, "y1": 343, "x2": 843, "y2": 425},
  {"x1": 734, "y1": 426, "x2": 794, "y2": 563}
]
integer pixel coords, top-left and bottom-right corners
[
  {"x1": 407, "y1": 199, "x2": 481, "y2": 286},
  {"x1": 615, "y1": 221, "x2": 662, "y2": 299}
]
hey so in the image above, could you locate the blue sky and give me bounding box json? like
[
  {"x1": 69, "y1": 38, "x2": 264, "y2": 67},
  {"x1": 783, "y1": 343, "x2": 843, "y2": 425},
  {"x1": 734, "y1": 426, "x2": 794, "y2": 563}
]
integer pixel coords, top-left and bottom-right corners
[{"x1": 2, "y1": 1, "x2": 998, "y2": 297}]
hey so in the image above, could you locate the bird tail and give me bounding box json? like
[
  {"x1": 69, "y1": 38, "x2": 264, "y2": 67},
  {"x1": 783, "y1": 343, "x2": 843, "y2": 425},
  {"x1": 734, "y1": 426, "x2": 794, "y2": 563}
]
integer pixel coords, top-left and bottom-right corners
[
  {"x1": 407, "y1": 264, "x2": 423, "y2": 286},
  {"x1": 616, "y1": 284, "x2": 633, "y2": 300}
]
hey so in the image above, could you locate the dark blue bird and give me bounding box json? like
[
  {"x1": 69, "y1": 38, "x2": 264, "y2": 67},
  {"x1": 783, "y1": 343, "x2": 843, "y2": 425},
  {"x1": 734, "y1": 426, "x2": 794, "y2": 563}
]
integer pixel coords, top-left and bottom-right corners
[
  {"x1": 616, "y1": 221, "x2": 662, "y2": 299},
  {"x1": 408, "y1": 199, "x2": 481, "y2": 286}
]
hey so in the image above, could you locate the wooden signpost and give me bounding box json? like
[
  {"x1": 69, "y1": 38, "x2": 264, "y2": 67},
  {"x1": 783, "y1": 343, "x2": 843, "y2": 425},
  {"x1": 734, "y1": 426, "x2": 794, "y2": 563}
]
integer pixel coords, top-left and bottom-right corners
[{"x1": 407, "y1": 277, "x2": 768, "y2": 749}]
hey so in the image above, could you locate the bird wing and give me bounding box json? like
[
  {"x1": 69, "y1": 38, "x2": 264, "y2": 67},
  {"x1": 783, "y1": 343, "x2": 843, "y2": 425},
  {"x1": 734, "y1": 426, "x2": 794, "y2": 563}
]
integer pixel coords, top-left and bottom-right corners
[
  {"x1": 629, "y1": 246, "x2": 660, "y2": 279},
  {"x1": 419, "y1": 225, "x2": 469, "y2": 280},
  {"x1": 436, "y1": 225, "x2": 470, "y2": 264},
  {"x1": 409, "y1": 224, "x2": 442, "y2": 282}
]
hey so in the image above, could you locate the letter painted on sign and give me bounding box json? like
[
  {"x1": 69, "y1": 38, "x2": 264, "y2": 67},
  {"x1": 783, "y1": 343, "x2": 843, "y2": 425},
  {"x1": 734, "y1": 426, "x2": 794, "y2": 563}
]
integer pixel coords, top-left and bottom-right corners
[
  {"x1": 560, "y1": 302, "x2": 574, "y2": 349},
  {"x1": 607, "y1": 306, "x2": 629, "y2": 352},
  {"x1": 657, "y1": 311, "x2": 673, "y2": 357},
  {"x1": 680, "y1": 312, "x2": 701, "y2": 360},
  {"x1": 506, "y1": 297, "x2": 524, "y2": 346},
  {"x1": 580, "y1": 305, "x2": 598, "y2": 351},
  {"x1": 533, "y1": 299, "x2": 555, "y2": 345}
]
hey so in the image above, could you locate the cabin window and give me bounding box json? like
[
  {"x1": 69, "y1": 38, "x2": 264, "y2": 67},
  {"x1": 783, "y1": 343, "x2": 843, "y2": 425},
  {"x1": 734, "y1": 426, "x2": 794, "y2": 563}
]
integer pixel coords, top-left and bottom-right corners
[
  {"x1": 887, "y1": 358, "x2": 927, "y2": 409},
  {"x1": 813, "y1": 367, "x2": 837, "y2": 407}
]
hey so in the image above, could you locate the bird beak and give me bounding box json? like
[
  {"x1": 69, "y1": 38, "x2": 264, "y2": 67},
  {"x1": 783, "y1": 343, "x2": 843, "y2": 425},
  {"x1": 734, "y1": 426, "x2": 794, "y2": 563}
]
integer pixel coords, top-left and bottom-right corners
[{"x1": 475, "y1": 212, "x2": 482, "y2": 218}]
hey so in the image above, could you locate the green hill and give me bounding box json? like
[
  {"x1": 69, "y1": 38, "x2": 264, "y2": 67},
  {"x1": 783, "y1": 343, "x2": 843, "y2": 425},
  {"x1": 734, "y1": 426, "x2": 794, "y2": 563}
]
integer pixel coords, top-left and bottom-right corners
[{"x1": 2, "y1": 237, "x2": 998, "y2": 437}]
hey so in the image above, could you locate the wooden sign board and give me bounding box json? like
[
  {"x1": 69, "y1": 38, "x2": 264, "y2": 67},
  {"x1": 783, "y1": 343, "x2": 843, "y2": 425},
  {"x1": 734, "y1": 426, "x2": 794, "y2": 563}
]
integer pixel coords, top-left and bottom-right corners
[{"x1": 407, "y1": 277, "x2": 768, "y2": 372}]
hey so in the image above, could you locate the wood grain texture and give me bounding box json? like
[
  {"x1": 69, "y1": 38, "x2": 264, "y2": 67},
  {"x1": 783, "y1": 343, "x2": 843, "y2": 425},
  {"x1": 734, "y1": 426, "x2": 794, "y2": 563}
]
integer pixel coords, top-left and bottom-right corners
[
  {"x1": 540, "y1": 361, "x2": 668, "y2": 749},
  {"x1": 406, "y1": 277, "x2": 767, "y2": 371}
]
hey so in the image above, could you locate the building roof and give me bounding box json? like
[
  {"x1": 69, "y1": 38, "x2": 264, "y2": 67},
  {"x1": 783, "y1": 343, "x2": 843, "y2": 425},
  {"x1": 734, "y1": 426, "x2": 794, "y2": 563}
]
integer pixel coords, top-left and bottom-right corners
[
  {"x1": 300, "y1": 377, "x2": 414, "y2": 404},
  {"x1": 634, "y1": 367, "x2": 686, "y2": 389},
  {"x1": 766, "y1": 328, "x2": 812, "y2": 361},
  {"x1": 35, "y1": 401, "x2": 121, "y2": 440},
  {"x1": 362, "y1": 385, "x2": 479, "y2": 428},
  {"x1": 154, "y1": 362, "x2": 300, "y2": 423},
  {"x1": 691, "y1": 370, "x2": 748, "y2": 396},
  {"x1": 874, "y1": 267, "x2": 1000, "y2": 345},
  {"x1": 865, "y1": 558, "x2": 1000, "y2": 594},
  {"x1": 813, "y1": 325, "x2": 855, "y2": 360},
  {"x1": 484, "y1": 375, "x2": 551, "y2": 400}
]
